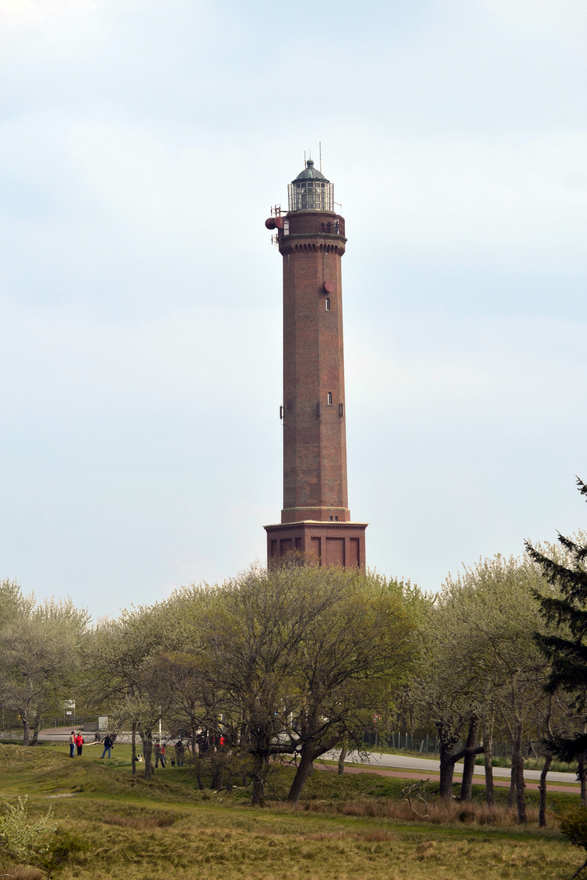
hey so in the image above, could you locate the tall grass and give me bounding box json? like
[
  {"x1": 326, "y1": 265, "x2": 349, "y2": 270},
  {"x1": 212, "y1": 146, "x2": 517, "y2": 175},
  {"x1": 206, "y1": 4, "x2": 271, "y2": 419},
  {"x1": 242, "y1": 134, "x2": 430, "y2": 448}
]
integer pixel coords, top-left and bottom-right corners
[{"x1": 293, "y1": 797, "x2": 545, "y2": 826}]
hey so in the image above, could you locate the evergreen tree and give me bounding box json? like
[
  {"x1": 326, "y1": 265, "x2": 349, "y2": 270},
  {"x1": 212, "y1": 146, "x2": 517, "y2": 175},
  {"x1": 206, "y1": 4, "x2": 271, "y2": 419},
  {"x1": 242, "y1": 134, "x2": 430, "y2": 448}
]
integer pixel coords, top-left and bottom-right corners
[{"x1": 525, "y1": 478, "x2": 587, "y2": 802}]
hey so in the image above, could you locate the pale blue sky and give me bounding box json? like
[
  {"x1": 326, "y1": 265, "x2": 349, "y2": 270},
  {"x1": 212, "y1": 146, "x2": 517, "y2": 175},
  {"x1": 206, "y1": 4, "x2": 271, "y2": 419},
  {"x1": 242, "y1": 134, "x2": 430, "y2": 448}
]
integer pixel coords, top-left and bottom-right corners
[{"x1": 1, "y1": 0, "x2": 586, "y2": 619}]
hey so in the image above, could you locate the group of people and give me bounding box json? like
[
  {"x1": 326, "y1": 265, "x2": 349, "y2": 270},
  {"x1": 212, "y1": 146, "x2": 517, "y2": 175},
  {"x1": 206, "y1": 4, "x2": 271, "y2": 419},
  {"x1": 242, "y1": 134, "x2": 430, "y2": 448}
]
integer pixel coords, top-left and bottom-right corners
[
  {"x1": 68, "y1": 730, "x2": 116, "y2": 759},
  {"x1": 154, "y1": 738, "x2": 185, "y2": 768},
  {"x1": 66, "y1": 730, "x2": 226, "y2": 765},
  {"x1": 68, "y1": 730, "x2": 84, "y2": 757}
]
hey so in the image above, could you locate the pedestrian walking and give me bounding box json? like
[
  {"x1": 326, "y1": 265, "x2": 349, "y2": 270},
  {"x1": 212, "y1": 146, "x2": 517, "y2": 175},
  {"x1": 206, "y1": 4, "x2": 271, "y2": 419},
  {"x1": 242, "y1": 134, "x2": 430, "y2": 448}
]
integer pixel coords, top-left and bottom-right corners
[
  {"x1": 101, "y1": 733, "x2": 113, "y2": 759},
  {"x1": 69, "y1": 731, "x2": 75, "y2": 758},
  {"x1": 75, "y1": 731, "x2": 84, "y2": 756}
]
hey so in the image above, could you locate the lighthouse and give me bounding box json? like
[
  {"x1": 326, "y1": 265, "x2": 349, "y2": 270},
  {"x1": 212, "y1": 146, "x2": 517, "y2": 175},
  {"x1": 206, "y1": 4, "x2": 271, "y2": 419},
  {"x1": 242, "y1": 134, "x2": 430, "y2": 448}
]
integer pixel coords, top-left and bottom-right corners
[{"x1": 264, "y1": 159, "x2": 367, "y2": 569}]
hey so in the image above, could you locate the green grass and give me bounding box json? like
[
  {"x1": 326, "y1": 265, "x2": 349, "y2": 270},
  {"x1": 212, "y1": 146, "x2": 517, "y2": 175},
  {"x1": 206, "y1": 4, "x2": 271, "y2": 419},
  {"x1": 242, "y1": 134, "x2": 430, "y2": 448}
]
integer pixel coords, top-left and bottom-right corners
[{"x1": 0, "y1": 743, "x2": 583, "y2": 880}]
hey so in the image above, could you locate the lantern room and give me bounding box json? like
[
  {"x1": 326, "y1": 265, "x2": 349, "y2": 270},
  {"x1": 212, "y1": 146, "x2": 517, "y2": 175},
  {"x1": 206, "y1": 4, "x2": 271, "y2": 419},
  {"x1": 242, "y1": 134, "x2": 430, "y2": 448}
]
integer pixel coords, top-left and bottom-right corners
[{"x1": 287, "y1": 159, "x2": 334, "y2": 213}]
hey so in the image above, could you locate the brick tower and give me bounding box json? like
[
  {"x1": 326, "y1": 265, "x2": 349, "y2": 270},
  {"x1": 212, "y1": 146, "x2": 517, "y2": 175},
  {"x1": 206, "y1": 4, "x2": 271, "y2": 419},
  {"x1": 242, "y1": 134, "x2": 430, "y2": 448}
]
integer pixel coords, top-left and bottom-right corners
[{"x1": 264, "y1": 159, "x2": 367, "y2": 570}]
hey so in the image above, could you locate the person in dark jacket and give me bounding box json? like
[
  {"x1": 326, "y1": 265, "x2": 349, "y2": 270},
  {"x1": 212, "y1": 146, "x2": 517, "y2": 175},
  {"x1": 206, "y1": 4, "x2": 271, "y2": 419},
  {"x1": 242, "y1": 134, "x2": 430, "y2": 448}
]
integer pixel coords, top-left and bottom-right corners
[
  {"x1": 101, "y1": 733, "x2": 113, "y2": 759},
  {"x1": 69, "y1": 731, "x2": 75, "y2": 758}
]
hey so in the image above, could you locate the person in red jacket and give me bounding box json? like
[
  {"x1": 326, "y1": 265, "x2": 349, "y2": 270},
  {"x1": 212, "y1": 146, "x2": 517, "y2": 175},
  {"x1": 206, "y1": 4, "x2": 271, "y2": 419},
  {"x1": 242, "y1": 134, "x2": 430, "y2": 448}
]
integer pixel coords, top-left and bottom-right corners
[{"x1": 75, "y1": 732, "x2": 84, "y2": 756}]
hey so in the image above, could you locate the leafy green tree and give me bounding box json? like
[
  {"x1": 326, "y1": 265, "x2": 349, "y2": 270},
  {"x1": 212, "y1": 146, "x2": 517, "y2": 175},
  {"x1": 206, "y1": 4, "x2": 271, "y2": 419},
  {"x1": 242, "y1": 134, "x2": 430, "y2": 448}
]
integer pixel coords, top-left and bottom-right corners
[
  {"x1": 412, "y1": 555, "x2": 549, "y2": 823},
  {"x1": 453, "y1": 556, "x2": 548, "y2": 823},
  {"x1": 154, "y1": 587, "x2": 225, "y2": 769},
  {"x1": 285, "y1": 573, "x2": 423, "y2": 803},
  {"x1": 197, "y1": 565, "x2": 343, "y2": 805},
  {"x1": 184, "y1": 564, "x2": 423, "y2": 806},
  {"x1": 0, "y1": 592, "x2": 88, "y2": 744},
  {"x1": 89, "y1": 603, "x2": 180, "y2": 778},
  {"x1": 409, "y1": 590, "x2": 484, "y2": 801}
]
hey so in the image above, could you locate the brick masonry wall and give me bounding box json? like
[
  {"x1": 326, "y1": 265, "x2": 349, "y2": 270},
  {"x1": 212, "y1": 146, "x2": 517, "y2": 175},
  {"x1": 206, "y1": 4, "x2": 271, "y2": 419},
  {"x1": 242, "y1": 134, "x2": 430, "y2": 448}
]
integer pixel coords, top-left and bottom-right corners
[{"x1": 279, "y1": 211, "x2": 350, "y2": 524}]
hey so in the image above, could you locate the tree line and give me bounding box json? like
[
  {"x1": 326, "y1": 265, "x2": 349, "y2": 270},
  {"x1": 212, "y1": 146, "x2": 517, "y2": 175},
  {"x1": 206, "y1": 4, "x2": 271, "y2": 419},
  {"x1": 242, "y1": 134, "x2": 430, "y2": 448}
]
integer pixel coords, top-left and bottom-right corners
[{"x1": 1, "y1": 481, "x2": 585, "y2": 817}]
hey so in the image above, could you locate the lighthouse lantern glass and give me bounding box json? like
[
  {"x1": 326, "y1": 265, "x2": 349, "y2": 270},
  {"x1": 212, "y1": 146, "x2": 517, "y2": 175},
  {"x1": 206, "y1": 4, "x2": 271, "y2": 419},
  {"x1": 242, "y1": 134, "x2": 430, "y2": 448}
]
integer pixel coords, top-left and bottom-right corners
[
  {"x1": 287, "y1": 160, "x2": 334, "y2": 213},
  {"x1": 288, "y1": 179, "x2": 334, "y2": 212}
]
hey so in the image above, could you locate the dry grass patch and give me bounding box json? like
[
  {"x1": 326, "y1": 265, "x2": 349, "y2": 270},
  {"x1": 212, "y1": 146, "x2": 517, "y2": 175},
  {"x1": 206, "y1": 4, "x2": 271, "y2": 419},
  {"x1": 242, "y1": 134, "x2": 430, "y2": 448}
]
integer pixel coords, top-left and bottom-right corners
[
  {"x1": 289, "y1": 796, "x2": 548, "y2": 827},
  {"x1": 102, "y1": 812, "x2": 177, "y2": 830},
  {"x1": 0, "y1": 868, "x2": 44, "y2": 880}
]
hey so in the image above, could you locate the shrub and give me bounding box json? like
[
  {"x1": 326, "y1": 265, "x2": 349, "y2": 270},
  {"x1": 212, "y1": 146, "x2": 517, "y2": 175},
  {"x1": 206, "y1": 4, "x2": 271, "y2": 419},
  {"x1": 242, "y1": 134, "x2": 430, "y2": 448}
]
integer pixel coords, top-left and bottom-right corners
[
  {"x1": 559, "y1": 804, "x2": 587, "y2": 879},
  {"x1": 40, "y1": 828, "x2": 89, "y2": 871},
  {"x1": 0, "y1": 796, "x2": 56, "y2": 865},
  {"x1": 560, "y1": 805, "x2": 587, "y2": 851}
]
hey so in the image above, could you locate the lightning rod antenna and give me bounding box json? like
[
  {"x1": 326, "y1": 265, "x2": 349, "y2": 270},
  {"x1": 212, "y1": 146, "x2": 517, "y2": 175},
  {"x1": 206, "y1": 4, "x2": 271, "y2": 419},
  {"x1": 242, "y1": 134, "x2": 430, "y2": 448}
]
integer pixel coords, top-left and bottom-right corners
[{"x1": 319, "y1": 141, "x2": 322, "y2": 172}]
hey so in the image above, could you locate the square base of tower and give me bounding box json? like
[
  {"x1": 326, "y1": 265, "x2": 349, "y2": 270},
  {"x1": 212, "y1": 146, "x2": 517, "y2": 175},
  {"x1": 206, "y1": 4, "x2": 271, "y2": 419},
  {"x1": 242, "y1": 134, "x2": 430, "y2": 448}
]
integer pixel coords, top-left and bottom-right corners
[{"x1": 265, "y1": 521, "x2": 367, "y2": 572}]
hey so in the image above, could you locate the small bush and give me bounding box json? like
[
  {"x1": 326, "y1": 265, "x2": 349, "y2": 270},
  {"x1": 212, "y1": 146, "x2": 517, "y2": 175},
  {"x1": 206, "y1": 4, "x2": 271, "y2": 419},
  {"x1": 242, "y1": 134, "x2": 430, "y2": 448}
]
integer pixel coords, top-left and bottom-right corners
[
  {"x1": 559, "y1": 805, "x2": 587, "y2": 851},
  {"x1": 0, "y1": 796, "x2": 56, "y2": 865},
  {"x1": 40, "y1": 828, "x2": 89, "y2": 871}
]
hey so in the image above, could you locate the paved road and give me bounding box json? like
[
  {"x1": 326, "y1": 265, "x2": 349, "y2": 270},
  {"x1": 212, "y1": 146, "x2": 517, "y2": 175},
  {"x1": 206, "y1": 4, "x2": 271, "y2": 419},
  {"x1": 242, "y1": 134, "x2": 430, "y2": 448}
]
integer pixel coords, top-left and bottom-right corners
[{"x1": 321, "y1": 749, "x2": 579, "y2": 785}]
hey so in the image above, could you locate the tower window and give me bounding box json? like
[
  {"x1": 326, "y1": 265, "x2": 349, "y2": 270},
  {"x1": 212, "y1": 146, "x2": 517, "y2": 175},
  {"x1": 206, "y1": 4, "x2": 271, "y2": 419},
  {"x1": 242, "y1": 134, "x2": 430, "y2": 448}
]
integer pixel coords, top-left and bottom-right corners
[
  {"x1": 325, "y1": 297, "x2": 331, "y2": 311},
  {"x1": 327, "y1": 392, "x2": 333, "y2": 406}
]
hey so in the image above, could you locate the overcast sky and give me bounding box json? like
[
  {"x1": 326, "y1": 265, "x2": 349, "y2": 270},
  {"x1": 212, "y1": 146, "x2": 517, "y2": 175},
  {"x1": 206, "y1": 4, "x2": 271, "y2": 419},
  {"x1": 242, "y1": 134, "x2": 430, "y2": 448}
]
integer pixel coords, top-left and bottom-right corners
[{"x1": 1, "y1": 0, "x2": 586, "y2": 620}]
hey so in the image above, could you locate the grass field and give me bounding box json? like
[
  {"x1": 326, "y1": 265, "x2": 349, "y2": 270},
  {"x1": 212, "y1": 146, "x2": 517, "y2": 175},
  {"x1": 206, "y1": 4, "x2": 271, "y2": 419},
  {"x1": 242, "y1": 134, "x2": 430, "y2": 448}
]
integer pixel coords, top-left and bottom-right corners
[{"x1": 0, "y1": 743, "x2": 583, "y2": 879}]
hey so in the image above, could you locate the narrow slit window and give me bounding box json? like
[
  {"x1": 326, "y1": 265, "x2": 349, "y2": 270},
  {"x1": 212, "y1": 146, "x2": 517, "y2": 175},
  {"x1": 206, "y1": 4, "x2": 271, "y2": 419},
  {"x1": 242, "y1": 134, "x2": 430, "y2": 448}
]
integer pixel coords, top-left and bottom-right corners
[
  {"x1": 325, "y1": 297, "x2": 331, "y2": 311},
  {"x1": 327, "y1": 391, "x2": 333, "y2": 406}
]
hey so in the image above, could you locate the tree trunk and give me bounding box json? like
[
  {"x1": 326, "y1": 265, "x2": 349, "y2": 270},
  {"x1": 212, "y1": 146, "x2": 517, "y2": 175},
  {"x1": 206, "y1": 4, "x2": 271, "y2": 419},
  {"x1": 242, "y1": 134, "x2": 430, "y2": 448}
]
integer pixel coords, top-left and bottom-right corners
[
  {"x1": 251, "y1": 753, "x2": 268, "y2": 807},
  {"x1": 439, "y1": 740, "x2": 456, "y2": 799},
  {"x1": 193, "y1": 755, "x2": 204, "y2": 790},
  {"x1": 30, "y1": 713, "x2": 41, "y2": 746},
  {"x1": 512, "y1": 725, "x2": 526, "y2": 824},
  {"x1": 508, "y1": 750, "x2": 516, "y2": 808},
  {"x1": 570, "y1": 858, "x2": 587, "y2": 880},
  {"x1": 460, "y1": 716, "x2": 478, "y2": 802},
  {"x1": 141, "y1": 731, "x2": 153, "y2": 780},
  {"x1": 287, "y1": 749, "x2": 315, "y2": 803},
  {"x1": 191, "y1": 722, "x2": 197, "y2": 766},
  {"x1": 539, "y1": 753, "x2": 552, "y2": 827},
  {"x1": 22, "y1": 717, "x2": 30, "y2": 746},
  {"x1": 131, "y1": 721, "x2": 137, "y2": 776},
  {"x1": 338, "y1": 742, "x2": 347, "y2": 776},
  {"x1": 577, "y1": 755, "x2": 586, "y2": 806},
  {"x1": 482, "y1": 715, "x2": 495, "y2": 808},
  {"x1": 211, "y1": 754, "x2": 224, "y2": 790}
]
